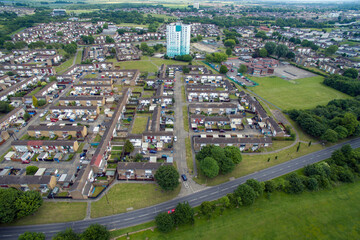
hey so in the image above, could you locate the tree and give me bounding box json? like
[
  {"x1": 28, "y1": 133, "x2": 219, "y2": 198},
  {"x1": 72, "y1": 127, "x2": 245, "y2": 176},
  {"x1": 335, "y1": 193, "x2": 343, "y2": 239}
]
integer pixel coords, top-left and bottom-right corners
[
  {"x1": 322, "y1": 129, "x2": 338, "y2": 143},
  {"x1": 217, "y1": 157, "x2": 235, "y2": 174},
  {"x1": 0, "y1": 188, "x2": 21, "y2": 223},
  {"x1": 224, "y1": 39, "x2": 236, "y2": 48},
  {"x1": 0, "y1": 101, "x2": 13, "y2": 113},
  {"x1": 23, "y1": 112, "x2": 31, "y2": 122},
  {"x1": 38, "y1": 100, "x2": 46, "y2": 107},
  {"x1": 175, "y1": 54, "x2": 193, "y2": 62},
  {"x1": 200, "y1": 157, "x2": 219, "y2": 178},
  {"x1": 103, "y1": 23, "x2": 108, "y2": 29},
  {"x1": 219, "y1": 65, "x2": 228, "y2": 74},
  {"x1": 342, "y1": 112, "x2": 358, "y2": 136},
  {"x1": 325, "y1": 45, "x2": 338, "y2": 56},
  {"x1": 105, "y1": 36, "x2": 114, "y2": 43},
  {"x1": 200, "y1": 201, "x2": 215, "y2": 217},
  {"x1": 286, "y1": 173, "x2": 305, "y2": 194},
  {"x1": 255, "y1": 31, "x2": 268, "y2": 40},
  {"x1": 123, "y1": 140, "x2": 134, "y2": 153},
  {"x1": 14, "y1": 41, "x2": 27, "y2": 49},
  {"x1": 15, "y1": 191, "x2": 43, "y2": 219},
  {"x1": 264, "y1": 180, "x2": 276, "y2": 193},
  {"x1": 224, "y1": 146, "x2": 242, "y2": 164},
  {"x1": 245, "y1": 179, "x2": 264, "y2": 197},
  {"x1": 259, "y1": 48, "x2": 268, "y2": 57},
  {"x1": 26, "y1": 166, "x2": 39, "y2": 175},
  {"x1": 286, "y1": 52, "x2": 295, "y2": 60},
  {"x1": 140, "y1": 42, "x2": 149, "y2": 52},
  {"x1": 64, "y1": 43, "x2": 77, "y2": 55},
  {"x1": 155, "y1": 212, "x2": 174, "y2": 233},
  {"x1": 18, "y1": 232, "x2": 45, "y2": 240},
  {"x1": 4, "y1": 41, "x2": 15, "y2": 51},
  {"x1": 305, "y1": 177, "x2": 319, "y2": 191},
  {"x1": 343, "y1": 68, "x2": 358, "y2": 79},
  {"x1": 53, "y1": 228, "x2": 80, "y2": 240},
  {"x1": 234, "y1": 184, "x2": 256, "y2": 206},
  {"x1": 56, "y1": 31, "x2": 64, "y2": 36},
  {"x1": 219, "y1": 196, "x2": 230, "y2": 208},
  {"x1": 81, "y1": 224, "x2": 110, "y2": 240},
  {"x1": 238, "y1": 64, "x2": 247, "y2": 74},
  {"x1": 274, "y1": 44, "x2": 289, "y2": 58},
  {"x1": 182, "y1": 66, "x2": 190, "y2": 74},
  {"x1": 133, "y1": 153, "x2": 143, "y2": 162},
  {"x1": 173, "y1": 202, "x2": 194, "y2": 226},
  {"x1": 154, "y1": 165, "x2": 180, "y2": 191},
  {"x1": 205, "y1": 52, "x2": 227, "y2": 63},
  {"x1": 225, "y1": 48, "x2": 232, "y2": 56},
  {"x1": 264, "y1": 42, "x2": 276, "y2": 55},
  {"x1": 334, "y1": 126, "x2": 348, "y2": 139}
]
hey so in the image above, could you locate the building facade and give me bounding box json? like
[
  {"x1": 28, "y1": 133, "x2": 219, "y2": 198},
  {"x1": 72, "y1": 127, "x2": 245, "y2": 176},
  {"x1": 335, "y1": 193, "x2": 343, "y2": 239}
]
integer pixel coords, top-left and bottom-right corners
[{"x1": 166, "y1": 23, "x2": 191, "y2": 57}]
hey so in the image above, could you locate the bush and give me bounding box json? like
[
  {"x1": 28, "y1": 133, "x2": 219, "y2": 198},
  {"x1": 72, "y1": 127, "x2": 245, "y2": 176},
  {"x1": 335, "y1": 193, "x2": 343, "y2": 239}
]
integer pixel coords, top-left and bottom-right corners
[
  {"x1": 26, "y1": 166, "x2": 39, "y2": 175},
  {"x1": 245, "y1": 179, "x2": 264, "y2": 197},
  {"x1": 264, "y1": 180, "x2": 276, "y2": 193},
  {"x1": 234, "y1": 184, "x2": 256, "y2": 206}
]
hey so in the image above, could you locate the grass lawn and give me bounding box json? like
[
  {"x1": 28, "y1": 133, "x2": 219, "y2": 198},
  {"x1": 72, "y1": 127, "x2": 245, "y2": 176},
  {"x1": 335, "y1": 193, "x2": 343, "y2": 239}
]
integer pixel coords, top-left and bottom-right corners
[
  {"x1": 185, "y1": 137, "x2": 193, "y2": 173},
  {"x1": 114, "y1": 181, "x2": 360, "y2": 240},
  {"x1": 7, "y1": 202, "x2": 86, "y2": 226},
  {"x1": 195, "y1": 142, "x2": 324, "y2": 186},
  {"x1": 27, "y1": 86, "x2": 42, "y2": 96},
  {"x1": 75, "y1": 49, "x2": 83, "y2": 64},
  {"x1": 55, "y1": 56, "x2": 75, "y2": 75},
  {"x1": 91, "y1": 183, "x2": 180, "y2": 218},
  {"x1": 94, "y1": 134, "x2": 102, "y2": 142},
  {"x1": 182, "y1": 105, "x2": 189, "y2": 132},
  {"x1": 131, "y1": 86, "x2": 144, "y2": 93},
  {"x1": 76, "y1": 142, "x2": 85, "y2": 153},
  {"x1": 117, "y1": 23, "x2": 148, "y2": 28},
  {"x1": 142, "y1": 91, "x2": 154, "y2": 98},
  {"x1": 116, "y1": 60, "x2": 158, "y2": 72},
  {"x1": 251, "y1": 75, "x2": 351, "y2": 110},
  {"x1": 83, "y1": 73, "x2": 98, "y2": 78},
  {"x1": 131, "y1": 116, "x2": 149, "y2": 134}
]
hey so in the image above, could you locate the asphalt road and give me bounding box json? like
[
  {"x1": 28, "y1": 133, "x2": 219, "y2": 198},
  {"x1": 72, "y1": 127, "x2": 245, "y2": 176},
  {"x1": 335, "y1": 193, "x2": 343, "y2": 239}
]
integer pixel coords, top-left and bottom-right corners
[{"x1": 2, "y1": 137, "x2": 360, "y2": 239}]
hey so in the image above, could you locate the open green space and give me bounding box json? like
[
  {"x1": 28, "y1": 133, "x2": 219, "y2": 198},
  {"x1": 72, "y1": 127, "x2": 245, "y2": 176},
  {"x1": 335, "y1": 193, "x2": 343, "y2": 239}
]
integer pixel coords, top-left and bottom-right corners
[
  {"x1": 75, "y1": 49, "x2": 83, "y2": 64},
  {"x1": 195, "y1": 142, "x2": 323, "y2": 186},
  {"x1": 6, "y1": 202, "x2": 86, "y2": 226},
  {"x1": 83, "y1": 73, "x2": 98, "y2": 78},
  {"x1": 91, "y1": 183, "x2": 180, "y2": 218},
  {"x1": 28, "y1": 86, "x2": 42, "y2": 96},
  {"x1": 251, "y1": 76, "x2": 351, "y2": 110},
  {"x1": 117, "y1": 23, "x2": 149, "y2": 28},
  {"x1": 55, "y1": 56, "x2": 75, "y2": 75},
  {"x1": 182, "y1": 105, "x2": 189, "y2": 132},
  {"x1": 114, "y1": 181, "x2": 360, "y2": 240},
  {"x1": 185, "y1": 137, "x2": 193, "y2": 173},
  {"x1": 131, "y1": 116, "x2": 149, "y2": 134}
]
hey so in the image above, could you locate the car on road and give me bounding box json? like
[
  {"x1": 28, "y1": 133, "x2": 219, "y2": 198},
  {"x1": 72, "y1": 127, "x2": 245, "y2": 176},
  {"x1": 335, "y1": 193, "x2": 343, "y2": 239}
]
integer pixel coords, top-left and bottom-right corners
[
  {"x1": 206, "y1": 130, "x2": 213, "y2": 132},
  {"x1": 168, "y1": 208, "x2": 175, "y2": 214},
  {"x1": 181, "y1": 174, "x2": 187, "y2": 181},
  {"x1": 174, "y1": 136, "x2": 177, "y2": 142}
]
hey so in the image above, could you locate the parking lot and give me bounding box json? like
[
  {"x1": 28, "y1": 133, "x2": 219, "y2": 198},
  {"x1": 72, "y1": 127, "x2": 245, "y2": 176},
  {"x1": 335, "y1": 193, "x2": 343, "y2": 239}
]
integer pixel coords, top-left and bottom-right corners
[{"x1": 274, "y1": 63, "x2": 317, "y2": 80}]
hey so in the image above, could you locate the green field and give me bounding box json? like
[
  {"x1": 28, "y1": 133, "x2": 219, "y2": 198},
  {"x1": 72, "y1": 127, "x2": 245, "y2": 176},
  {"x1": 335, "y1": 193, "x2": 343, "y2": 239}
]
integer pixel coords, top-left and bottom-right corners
[
  {"x1": 131, "y1": 116, "x2": 149, "y2": 134},
  {"x1": 6, "y1": 202, "x2": 86, "y2": 226},
  {"x1": 91, "y1": 183, "x2": 180, "y2": 218},
  {"x1": 251, "y1": 76, "x2": 351, "y2": 110},
  {"x1": 107, "y1": 56, "x2": 188, "y2": 73},
  {"x1": 55, "y1": 56, "x2": 75, "y2": 75},
  {"x1": 115, "y1": 181, "x2": 360, "y2": 240}
]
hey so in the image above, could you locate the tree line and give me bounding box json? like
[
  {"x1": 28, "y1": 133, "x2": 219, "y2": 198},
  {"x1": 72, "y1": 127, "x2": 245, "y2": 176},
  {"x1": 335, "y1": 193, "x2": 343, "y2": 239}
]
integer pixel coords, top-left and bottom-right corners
[
  {"x1": 323, "y1": 74, "x2": 360, "y2": 97},
  {"x1": 18, "y1": 223, "x2": 110, "y2": 240},
  {"x1": 287, "y1": 98, "x2": 360, "y2": 142},
  {"x1": 156, "y1": 144, "x2": 360, "y2": 233}
]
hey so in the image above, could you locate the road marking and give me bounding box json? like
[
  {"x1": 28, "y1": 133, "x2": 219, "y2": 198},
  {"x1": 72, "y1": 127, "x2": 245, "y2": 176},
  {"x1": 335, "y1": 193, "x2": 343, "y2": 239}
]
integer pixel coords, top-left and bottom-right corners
[
  {"x1": 124, "y1": 217, "x2": 135, "y2": 221},
  {"x1": 138, "y1": 214, "x2": 149, "y2": 217}
]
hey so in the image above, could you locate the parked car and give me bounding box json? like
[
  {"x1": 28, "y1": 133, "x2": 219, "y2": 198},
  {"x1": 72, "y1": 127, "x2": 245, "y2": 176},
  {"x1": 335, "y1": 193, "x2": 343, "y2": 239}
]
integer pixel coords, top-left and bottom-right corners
[
  {"x1": 194, "y1": 129, "x2": 199, "y2": 132},
  {"x1": 174, "y1": 136, "x2": 177, "y2": 142},
  {"x1": 149, "y1": 150, "x2": 157, "y2": 154},
  {"x1": 181, "y1": 174, "x2": 187, "y2": 181}
]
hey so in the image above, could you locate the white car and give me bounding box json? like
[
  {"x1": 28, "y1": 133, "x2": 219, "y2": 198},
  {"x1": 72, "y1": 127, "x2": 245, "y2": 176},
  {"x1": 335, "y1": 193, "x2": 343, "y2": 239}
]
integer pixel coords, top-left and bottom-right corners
[{"x1": 174, "y1": 136, "x2": 177, "y2": 142}]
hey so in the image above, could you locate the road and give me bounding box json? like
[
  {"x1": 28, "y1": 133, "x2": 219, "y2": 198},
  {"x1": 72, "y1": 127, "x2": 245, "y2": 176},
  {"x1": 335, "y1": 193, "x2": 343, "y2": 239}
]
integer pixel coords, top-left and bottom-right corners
[{"x1": 2, "y1": 137, "x2": 360, "y2": 239}]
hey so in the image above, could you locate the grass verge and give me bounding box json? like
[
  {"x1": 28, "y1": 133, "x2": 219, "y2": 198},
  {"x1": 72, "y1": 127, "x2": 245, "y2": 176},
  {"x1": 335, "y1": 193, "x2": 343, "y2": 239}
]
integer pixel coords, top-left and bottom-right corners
[
  {"x1": 185, "y1": 137, "x2": 193, "y2": 173},
  {"x1": 6, "y1": 202, "x2": 86, "y2": 226},
  {"x1": 91, "y1": 183, "x2": 180, "y2": 218},
  {"x1": 182, "y1": 105, "x2": 189, "y2": 132}
]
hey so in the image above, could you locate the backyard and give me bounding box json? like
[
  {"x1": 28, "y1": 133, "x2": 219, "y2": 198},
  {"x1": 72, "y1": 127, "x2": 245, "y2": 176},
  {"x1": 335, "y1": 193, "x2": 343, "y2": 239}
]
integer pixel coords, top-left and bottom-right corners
[
  {"x1": 91, "y1": 183, "x2": 180, "y2": 218},
  {"x1": 114, "y1": 181, "x2": 360, "y2": 240},
  {"x1": 250, "y1": 75, "x2": 351, "y2": 110}
]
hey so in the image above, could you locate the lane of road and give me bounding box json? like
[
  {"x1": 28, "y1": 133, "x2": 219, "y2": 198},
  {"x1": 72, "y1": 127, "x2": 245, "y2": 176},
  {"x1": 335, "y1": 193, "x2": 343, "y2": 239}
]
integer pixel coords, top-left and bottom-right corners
[{"x1": 1, "y1": 137, "x2": 360, "y2": 239}]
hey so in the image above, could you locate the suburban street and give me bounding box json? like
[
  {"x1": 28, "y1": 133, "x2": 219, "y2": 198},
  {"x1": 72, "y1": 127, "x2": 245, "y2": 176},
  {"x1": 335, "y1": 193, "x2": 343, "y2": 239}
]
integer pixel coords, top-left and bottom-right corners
[{"x1": 1, "y1": 137, "x2": 360, "y2": 239}]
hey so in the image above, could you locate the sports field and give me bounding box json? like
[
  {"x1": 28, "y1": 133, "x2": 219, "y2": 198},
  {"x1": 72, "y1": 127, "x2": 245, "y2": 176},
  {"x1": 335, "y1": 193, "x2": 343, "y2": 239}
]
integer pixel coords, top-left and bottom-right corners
[
  {"x1": 251, "y1": 75, "x2": 351, "y2": 110},
  {"x1": 114, "y1": 181, "x2": 360, "y2": 240}
]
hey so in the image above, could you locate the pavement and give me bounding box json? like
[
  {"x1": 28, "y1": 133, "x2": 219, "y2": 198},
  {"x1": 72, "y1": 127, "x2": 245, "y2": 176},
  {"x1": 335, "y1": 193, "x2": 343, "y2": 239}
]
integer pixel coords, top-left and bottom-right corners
[{"x1": 1, "y1": 137, "x2": 360, "y2": 239}]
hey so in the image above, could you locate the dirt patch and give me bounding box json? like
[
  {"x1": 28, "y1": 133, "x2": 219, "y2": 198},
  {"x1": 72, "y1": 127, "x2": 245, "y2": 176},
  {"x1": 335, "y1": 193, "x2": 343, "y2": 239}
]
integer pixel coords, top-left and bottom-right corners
[{"x1": 192, "y1": 43, "x2": 218, "y2": 53}]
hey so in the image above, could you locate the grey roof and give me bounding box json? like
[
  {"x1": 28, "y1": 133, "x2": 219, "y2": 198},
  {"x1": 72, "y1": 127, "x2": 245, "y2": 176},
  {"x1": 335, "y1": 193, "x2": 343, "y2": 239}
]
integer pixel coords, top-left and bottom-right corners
[
  {"x1": 59, "y1": 96, "x2": 104, "y2": 101},
  {"x1": 11, "y1": 140, "x2": 77, "y2": 147},
  {"x1": 194, "y1": 137, "x2": 272, "y2": 144},
  {"x1": 188, "y1": 103, "x2": 238, "y2": 108},
  {"x1": 49, "y1": 106, "x2": 98, "y2": 110},
  {"x1": 0, "y1": 175, "x2": 52, "y2": 185},
  {"x1": 28, "y1": 125, "x2": 85, "y2": 132}
]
